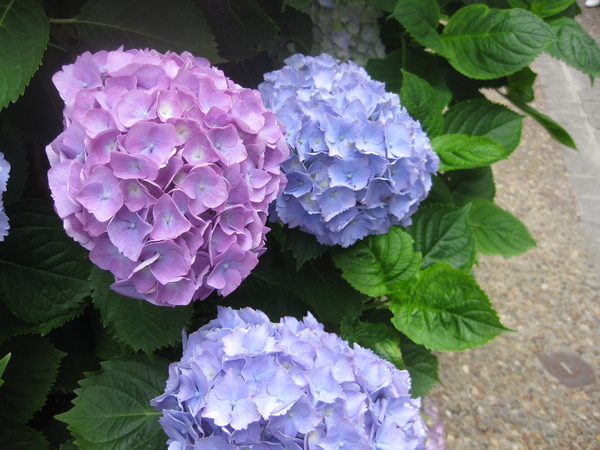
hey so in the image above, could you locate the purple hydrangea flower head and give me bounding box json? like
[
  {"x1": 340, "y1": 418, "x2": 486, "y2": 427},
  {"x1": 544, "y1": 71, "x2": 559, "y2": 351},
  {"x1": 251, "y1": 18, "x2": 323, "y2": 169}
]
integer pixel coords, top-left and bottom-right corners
[
  {"x1": 304, "y1": 0, "x2": 386, "y2": 66},
  {"x1": 46, "y1": 48, "x2": 289, "y2": 306},
  {"x1": 0, "y1": 152, "x2": 10, "y2": 241},
  {"x1": 259, "y1": 53, "x2": 439, "y2": 247},
  {"x1": 151, "y1": 306, "x2": 427, "y2": 448}
]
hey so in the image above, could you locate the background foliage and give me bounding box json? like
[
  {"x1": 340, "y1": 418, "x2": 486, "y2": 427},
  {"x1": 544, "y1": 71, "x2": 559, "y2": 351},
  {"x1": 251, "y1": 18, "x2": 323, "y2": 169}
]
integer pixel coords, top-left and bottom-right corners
[{"x1": 0, "y1": 0, "x2": 597, "y2": 448}]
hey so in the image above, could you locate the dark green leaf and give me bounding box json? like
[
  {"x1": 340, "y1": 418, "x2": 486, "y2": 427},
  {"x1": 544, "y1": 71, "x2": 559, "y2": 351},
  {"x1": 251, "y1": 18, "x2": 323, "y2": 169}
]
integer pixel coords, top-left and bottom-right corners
[
  {"x1": 400, "y1": 70, "x2": 444, "y2": 137},
  {"x1": 74, "y1": 0, "x2": 222, "y2": 63},
  {"x1": 391, "y1": 0, "x2": 442, "y2": 52},
  {"x1": 399, "y1": 335, "x2": 439, "y2": 397},
  {"x1": 0, "y1": 352, "x2": 10, "y2": 387},
  {"x1": 545, "y1": 17, "x2": 600, "y2": 83},
  {"x1": 502, "y1": 93, "x2": 576, "y2": 149},
  {"x1": 282, "y1": 0, "x2": 312, "y2": 9},
  {"x1": 282, "y1": 227, "x2": 327, "y2": 270},
  {"x1": 463, "y1": 0, "x2": 511, "y2": 6},
  {"x1": 406, "y1": 203, "x2": 476, "y2": 271},
  {"x1": 365, "y1": 49, "x2": 404, "y2": 93},
  {"x1": 441, "y1": 5, "x2": 555, "y2": 79},
  {"x1": 425, "y1": 175, "x2": 455, "y2": 206},
  {"x1": 444, "y1": 99, "x2": 523, "y2": 156},
  {"x1": 331, "y1": 227, "x2": 421, "y2": 297},
  {"x1": 341, "y1": 317, "x2": 404, "y2": 369},
  {"x1": 0, "y1": 302, "x2": 34, "y2": 344},
  {"x1": 90, "y1": 266, "x2": 192, "y2": 355},
  {"x1": 390, "y1": 263, "x2": 510, "y2": 350},
  {"x1": 431, "y1": 134, "x2": 507, "y2": 171},
  {"x1": 0, "y1": 125, "x2": 28, "y2": 205},
  {"x1": 372, "y1": 0, "x2": 400, "y2": 12},
  {"x1": 56, "y1": 355, "x2": 169, "y2": 450},
  {"x1": 445, "y1": 166, "x2": 496, "y2": 205},
  {"x1": 0, "y1": 226, "x2": 92, "y2": 325},
  {"x1": 0, "y1": 419, "x2": 49, "y2": 450},
  {"x1": 506, "y1": 67, "x2": 537, "y2": 103},
  {"x1": 468, "y1": 198, "x2": 536, "y2": 257},
  {"x1": 0, "y1": 0, "x2": 49, "y2": 109},
  {"x1": 530, "y1": 0, "x2": 574, "y2": 18},
  {"x1": 0, "y1": 335, "x2": 65, "y2": 422}
]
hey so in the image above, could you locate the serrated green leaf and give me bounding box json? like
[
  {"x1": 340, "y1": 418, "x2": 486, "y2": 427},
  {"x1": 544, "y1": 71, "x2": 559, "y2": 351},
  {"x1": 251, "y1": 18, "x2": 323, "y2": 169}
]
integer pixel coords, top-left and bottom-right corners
[
  {"x1": 502, "y1": 93, "x2": 576, "y2": 149},
  {"x1": 445, "y1": 166, "x2": 496, "y2": 205},
  {"x1": 400, "y1": 70, "x2": 444, "y2": 137},
  {"x1": 0, "y1": 335, "x2": 65, "y2": 422},
  {"x1": 90, "y1": 266, "x2": 192, "y2": 355},
  {"x1": 0, "y1": 226, "x2": 92, "y2": 325},
  {"x1": 468, "y1": 198, "x2": 536, "y2": 257},
  {"x1": 0, "y1": 418, "x2": 50, "y2": 450},
  {"x1": 341, "y1": 317, "x2": 404, "y2": 369},
  {"x1": 0, "y1": 352, "x2": 10, "y2": 387},
  {"x1": 56, "y1": 355, "x2": 169, "y2": 450},
  {"x1": 283, "y1": 227, "x2": 327, "y2": 270},
  {"x1": 431, "y1": 134, "x2": 507, "y2": 171},
  {"x1": 399, "y1": 335, "x2": 439, "y2": 397},
  {"x1": 425, "y1": 175, "x2": 455, "y2": 205},
  {"x1": 441, "y1": 5, "x2": 555, "y2": 79},
  {"x1": 463, "y1": 0, "x2": 511, "y2": 6},
  {"x1": 391, "y1": 0, "x2": 442, "y2": 52},
  {"x1": 530, "y1": 0, "x2": 574, "y2": 18},
  {"x1": 331, "y1": 227, "x2": 421, "y2": 297},
  {"x1": 372, "y1": 0, "x2": 399, "y2": 12},
  {"x1": 0, "y1": 0, "x2": 49, "y2": 109},
  {"x1": 390, "y1": 263, "x2": 509, "y2": 350},
  {"x1": 73, "y1": 0, "x2": 221, "y2": 63},
  {"x1": 507, "y1": 67, "x2": 537, "y2": 103},
  {"x1": 545, "y1": 16, "x2": 600, "y2": 83},
  {"x1": 282, "y1": 0, "x2": 312, "y2": 10},
  {"x1": 406, "y1": 203, "x2": 476, "y2": 271},
  {"x1": 444, "y1": 99, "x2": 523, "y2": 156}
]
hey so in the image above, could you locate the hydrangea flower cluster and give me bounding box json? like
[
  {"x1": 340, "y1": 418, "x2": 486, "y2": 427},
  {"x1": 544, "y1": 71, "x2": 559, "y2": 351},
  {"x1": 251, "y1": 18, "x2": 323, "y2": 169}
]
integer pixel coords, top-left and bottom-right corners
[
  {"x1": 259, "y1": 53, "x2": 439, "y2": 247},
  {"x1": 46, "y1": 49, "x2": 288, "y2": 306},
  {"x1": 304, "y1": 0, "x2": 386, "y2": 66},
  {"x1": 0, "y1": 153, "x2": 10, "y2": 241},
  {"x1": 151, "y1": 306, "x2": 427, "y2": 449}
]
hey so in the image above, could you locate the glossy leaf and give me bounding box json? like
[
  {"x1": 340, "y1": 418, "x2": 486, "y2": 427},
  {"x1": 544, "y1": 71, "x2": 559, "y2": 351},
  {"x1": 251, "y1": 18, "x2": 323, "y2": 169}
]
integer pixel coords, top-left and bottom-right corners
[
  {"x1": 331, "y1": 227, "x2": 421, "y2": 297},
  {"x1": 56, "y1": 355, "x2": 169, "y2": 450},
  {"x1": 431, "y1": 134, "x2": 507, "y2": 171},
  {"x1": 0, "y1": 0, "x2": 49, "y2": 109},
  {"x1": 0, "y1": 352, "x2": 10, "y2": 387},
  {"x1": 0, "y1": 419, "x2": 49, "y2": 449},
  {"x1": 391, "y1": 0, "x2": 442, "y2": 52},
  {"x1": 441, "y1": 5, "x2": 554, "y2": 79},
  {"x1": 399, "y1": 335, "x2": 439, "y2": 398},
  {"x1": 530, "y1": 0, "x2": 575, "y2": 18},
  {"x1": 400, "y1": 70, "x2": 444, "y2": 137},
  {"x1": 445, "y1": 166, "x2": 496, "y2": 205},
  {"x1": 391, "y1": 263, "x2": 510, "y2": 350},
  {"x1": 468, "y1": 198, "x2": 536, "y2": 257},
  {"x1": 507, "y1": 67, "x2": 537, "y2": 103}
]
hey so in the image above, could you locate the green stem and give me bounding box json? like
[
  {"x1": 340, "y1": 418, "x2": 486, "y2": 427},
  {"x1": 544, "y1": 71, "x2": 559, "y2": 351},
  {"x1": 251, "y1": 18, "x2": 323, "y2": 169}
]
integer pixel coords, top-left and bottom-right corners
[{"x1": 48, "y1": 18, "x2": 78, "y2": 25}]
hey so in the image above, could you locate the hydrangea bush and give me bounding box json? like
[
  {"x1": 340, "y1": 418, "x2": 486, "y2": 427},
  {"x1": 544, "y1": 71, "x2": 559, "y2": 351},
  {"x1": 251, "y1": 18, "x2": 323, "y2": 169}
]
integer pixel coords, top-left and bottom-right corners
[
  {"x1": 46, "y1": 48, "x2": 288, "y2": 305},
  {"x1": 0, "y1": 0, "x2": 598, "y2": 448},
  {"x1": 152, "y1": 306, "x2": 426, "y2": 449},
  {"x1": 260, "y1": 53, "x2": 439, "y2": 247}
]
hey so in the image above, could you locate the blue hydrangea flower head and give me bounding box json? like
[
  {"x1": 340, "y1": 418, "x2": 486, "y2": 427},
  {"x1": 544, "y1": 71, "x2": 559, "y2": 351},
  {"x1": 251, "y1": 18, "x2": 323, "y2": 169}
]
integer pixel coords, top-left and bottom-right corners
[
  {"x1": 0, "y1": 152, "x2": 10, "y2": 241},
  {"x1": 259, "y1": 53, "x2": 439, "y2": 247},
  {"x1": 304, "y1": 0, "x2": 386, "y2": 66},
  {"x1": 152, "y1": 306, "x2": 427, "y2": 448}
]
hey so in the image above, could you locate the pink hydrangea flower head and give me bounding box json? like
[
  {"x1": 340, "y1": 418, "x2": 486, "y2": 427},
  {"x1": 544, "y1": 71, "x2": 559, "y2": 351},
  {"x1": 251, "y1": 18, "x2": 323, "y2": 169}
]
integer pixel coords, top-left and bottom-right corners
[{"x1": 47, "y1": 48, "x2": 289, "y2": 306}]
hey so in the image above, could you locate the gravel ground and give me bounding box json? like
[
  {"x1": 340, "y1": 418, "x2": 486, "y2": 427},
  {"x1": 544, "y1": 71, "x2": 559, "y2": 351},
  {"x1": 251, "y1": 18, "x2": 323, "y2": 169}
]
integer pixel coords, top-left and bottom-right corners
[{"x1": 425, "y1": 5, "x2": 600, "y2": 449}]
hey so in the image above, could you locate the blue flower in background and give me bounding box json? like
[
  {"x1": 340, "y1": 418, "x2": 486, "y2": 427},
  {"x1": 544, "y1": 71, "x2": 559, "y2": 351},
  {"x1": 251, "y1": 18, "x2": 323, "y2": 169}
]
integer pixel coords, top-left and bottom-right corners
[
  {"x1": 259, "y1": 54, "x2": 439, "y2": 247},
  {"x1": 151, "y1": 306, "x2": 427, "y2": 449},
  {"x1": 0, "y1": 153, "x2": 10, "y2": 241}
]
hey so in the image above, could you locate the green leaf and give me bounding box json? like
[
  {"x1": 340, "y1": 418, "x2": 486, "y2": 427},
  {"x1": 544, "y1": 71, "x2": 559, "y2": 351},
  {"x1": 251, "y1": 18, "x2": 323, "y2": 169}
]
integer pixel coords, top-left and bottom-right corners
[
  {"x1": 390, "y1": 263, "x2": 509, "y2": 350},
  {"x1": 0, "y1": 352, "x2": 10, "y2": 387},
  {"x1": 391, "y1": 0, "x2": 442, "y2": 52},
  {"x1": 90, "y1": 266, "x2": 192, "y2": 355},
  {"x1": 445, "y1": 166, "x2": 496, "y2": 205},
  {"x1": 431, "y1": 134, "x2": 507, "y2": 171},
  {"x1": 425, "y1": 175, "x2": 455, "y2": 205},
  {"x1": 282, "y1": 0, "x2": 312, "y2": 9},
  {"x1": 502, "y1": 93, "x2": 576, "y2": 149},
  {"x1": 0, "y1": 0, "x2": 49, "y2": 109},
  {"x1": 506, "y1": 67, "x2": 537, "y2": 103},
  {"x1": 468, "y1": 198, "x2": 536, "y2": 257},
  {"x1": 282, "y1": 227, "x2": 327, "y2": 270},
  {"x1": 341, "y1": 317, "x2": 404, "y2": 369},
  {"x1": 372, "y1": 0, "x2": 400, "y2": 12},
  {"x1": 545, "y1": 17, "x2": 600, "y2": 83},
  {"x1": 56, "y1": 355, "x2": 169, "y2": 450},
  {"x1": 530, "y1": 0, "x2": 574, "y2": 18},
  {"x1": 441, "y1": 5, "x2": 555, "y2": 79},
  {"x1": 0, "y1": 226, "x2": 92, "y2": 325},
  {"x1": 444, "y1": 99, "x2": 523, "y2": 156},
  {"x1": 406, "y1": 203, "x2": 476, "y2": 271},
  {"x1": 0, "y1": 335, "x2": 65, "y2": 422},
  {"x1": 399, "y1": 335, "x2": 439, "y2": 397},
  {"x1": 73, "y1": 0, "x2": 221, "y2": 63},
  {"x1": 0, "y1": 125, "x2": 28, "y2": 205},
  {"x1": 400, "y1": 70, "x2": 444, "y2": 137},
  {"x1": 331, "y1": 227, "x2": 421, "y2": 297},
  {"x1": 0, "y1": 418, "x2": 49, "y2": 450}
]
